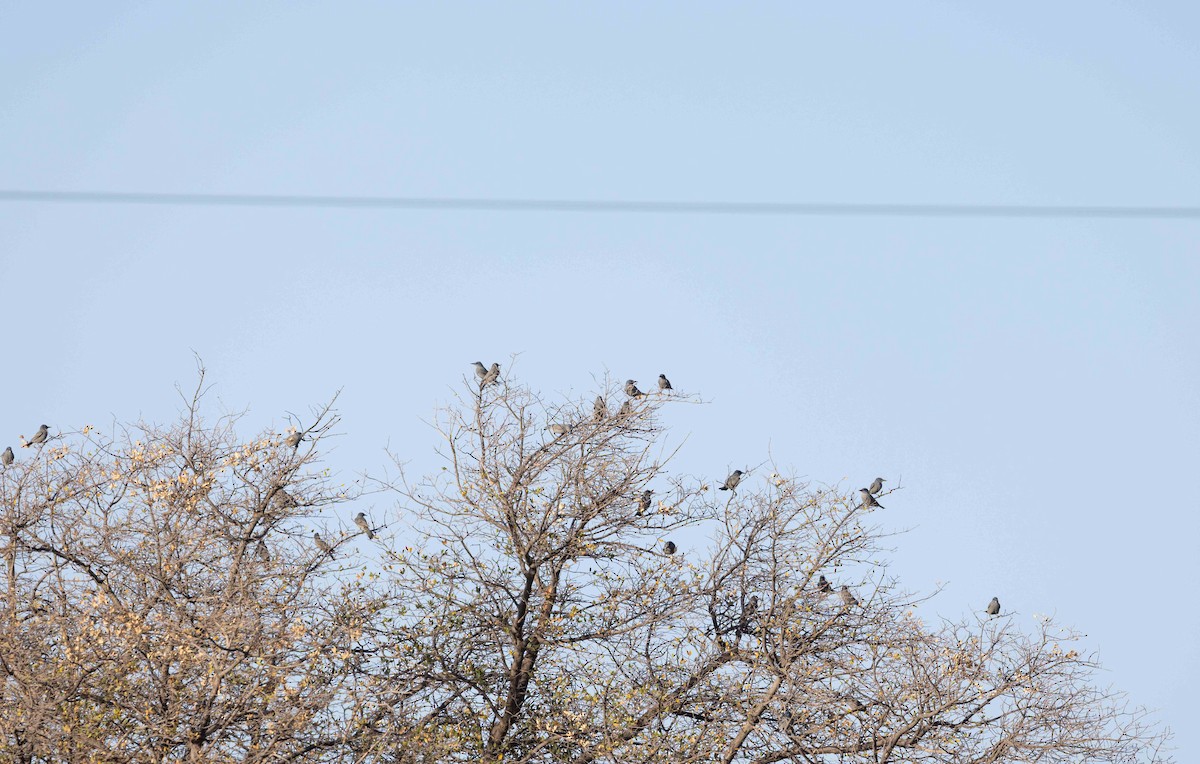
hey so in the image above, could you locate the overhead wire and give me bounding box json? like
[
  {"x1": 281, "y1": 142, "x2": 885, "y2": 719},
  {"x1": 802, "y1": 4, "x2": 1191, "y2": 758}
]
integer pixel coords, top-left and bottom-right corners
[{"x1": 2, "y1": 189, "x2": 1199, "y2": 219}]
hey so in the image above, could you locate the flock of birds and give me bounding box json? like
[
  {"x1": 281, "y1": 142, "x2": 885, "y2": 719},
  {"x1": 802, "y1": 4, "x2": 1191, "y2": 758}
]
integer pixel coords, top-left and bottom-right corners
[{"x1": 3, "y1": 368, "x2": 1004, "y2": 619}]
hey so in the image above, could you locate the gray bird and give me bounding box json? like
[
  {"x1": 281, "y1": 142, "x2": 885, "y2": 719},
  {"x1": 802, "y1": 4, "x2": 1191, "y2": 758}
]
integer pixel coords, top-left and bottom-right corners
[
  {"x1": 624, "y1": 380, "x2": 645, "y2": 398},
  {"x1": 313, "y1": 532, "x2": 334, "y2": 556},
  {"x1": 663, "y1": 540, "x2": 677, "y2": 555},
  {"x1": 547, "y1": 423, "x2": 570, "y2": 437},
  {"x1": 355, "y1": 512, "x2": 375, "y2": 540},
  {"x1": 472, "y1": 361, "x2": 488, "y2": 381},
  {"x1": 986, "y1": 597, "x2": 1001, "y2": 616},
  {"x1": 859, "y1": 488, "x2": 883, "y2": 509},
  {"x1": 1, "y1": 447, "x2": 12, "y2": 467},
  {"x1": 817, "y1": 574, "x2": 833, "y2": 594},
  {"x1": 276, "y1": 489, "x2": 300, "y2": 509},
  {"x1": 738, "y1": 595, "x2": 759, "y2": 636},
  {"x1": 285, "y1": 432, "x2": 303, "y2": 449},
  {"x1": 658, "y1": 374, "x2": 673, "y2": 392},
  {"x1": 719, "y1": 470, "x2": 744, "y2": 492},
  {"x1": 868, "y1": 477, "x2": 885, "y2": 495},
  {"x1": 482, "y1": 362, "x2": 501, "y2": 386},
  {"x1": 593, "y1": 395, "x2": 608, "y2": 421},
  {"x1": 638, "y1": 489, "x2": 653, "y2": 515},
  {"x1": 25, "y1": 425, "x2": 49, "y2": 447},
  {"x1": 256, "y1": 540, "x2": 270, "y2": 563},
  {"x1": 618, "y1": 400, "x2": 634, "y2": 417},
  {"x1": 840, "y1": 585, "x2": 858, "y2": 607}
]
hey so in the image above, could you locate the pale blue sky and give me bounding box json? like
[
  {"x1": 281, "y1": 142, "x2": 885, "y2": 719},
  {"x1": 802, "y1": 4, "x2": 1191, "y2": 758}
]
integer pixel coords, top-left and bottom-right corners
[{"x1": 2, "y1": 2, "x2": 1198, "y2": 754}]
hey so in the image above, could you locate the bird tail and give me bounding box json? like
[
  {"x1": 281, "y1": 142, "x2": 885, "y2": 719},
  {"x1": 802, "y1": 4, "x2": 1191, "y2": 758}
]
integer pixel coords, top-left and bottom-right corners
[{"x1": 718, "y1": 486, "x2": 729, "y2": 491}]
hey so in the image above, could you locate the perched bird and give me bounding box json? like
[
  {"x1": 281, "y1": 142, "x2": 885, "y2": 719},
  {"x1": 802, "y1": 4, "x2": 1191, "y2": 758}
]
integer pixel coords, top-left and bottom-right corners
[
  {"x1": 839, "y1": 586, "x2": 858, "y2": 607},
  {"x1": 617, "y1": 400, "x2": 634, "y2": 417},
  {"x1": 256, "y1": 540, "x2": 270, "y2": 563},
  {"x1": 313, "y1": 532, "x2": 334, "y2": 556},
  {"x1": 663, "y1": 540, "x2": 677, "y2": 555},
  {"x1": 638, "y1": 489, "x2": 654, "y2": 515},
  {"x1": 1, "y1": 447, "x2": 13, "y2": 467},
  {"x1": 658, "y1": 374, "x2": 673, "y2": 392},
  {"x1": 24, "y1": 425, "x2": 49, "y2": 448},
  {"x1": 624, "y1": 380, "x2": 645, "y2": 398},
  {"x1": 547, "y1": 423, "x2": 570, "y2": 437},
  {"x1": 593, "y1": 395, "x2": 608, "y2": 421},
  {"x1": 482, "y1": 363, "x2": 501, "y2": 386},
  {"x1": 986, "y1": 597, "x2": 1001, "y2": 616},
  {"x1": 285, "y1": 432, "x2": 303, "y2": 449},
  {"x1": 817, "y1": 574, "x2": 833, "y2": 594},
  {"x1": 738, "y1": 595, "x2": 759, "y2": 637},
  {"x1": 719, "y1": 470, "x2": 744, "y2": 492},
  {"x1": 868, "y1": 477, "x2": 885, "y2": 495},
  {"x1": 276, "y1": 489, "x2": 300, "y2": 509},
  {"x1": 859, "y1": 488, "x2": 883, "y2": 509},
  {"x1": 845, "y1": 696, "x2": 866, "y2": 713},
  {"x1": 472, "y1": 361, "x2": 489, "y2": 382},
  {"x1": 354, "y1": 512, "x2": 375, "y2": 540}
]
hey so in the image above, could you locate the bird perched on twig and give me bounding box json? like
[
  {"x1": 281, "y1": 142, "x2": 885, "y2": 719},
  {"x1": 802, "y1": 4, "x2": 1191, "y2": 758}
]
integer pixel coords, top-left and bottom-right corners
[
  {"x1": 840, "y1": 585, "x2": 858, "y2": 608},
  {"x1": 638, "y1": 490, "x2": 653, "y2": 515},
  {"x1": 663, "y1": 540, "x2": 677, "y2": 555},
  {"x1": 313, "y1": 532, "x2": 334, "y2": 557},
  {"x1": 624, "y1": 380, "x2": 645, "y2": 398},
  {"x1": 986, "y1": 597, "x2": 1001, "y2": 616},
  {"x1": 658, "y1": 374, "x2": 673, "y2": 392},
  {"x1": 817, "y1": 574, "x2": 833, "y2": 594},
  {"x1": 355, "y1": 512, "x2": 375, "y2": 540},
  {"x1": 593, "y1": 396, "x2": 607, "y2": 421},
  {"x1": 285, "y1": 431, "x2": 303, "y2": 449},
  {"x1": 618, "y1": 400, "x2": 634, "y2": 417},
  {"x1": 859, "y1": 488, "x2": 883, "y2": 509},
  {"x1": 473, "y1": 361, "x2": 488, "y2": 382},
  {"x1": 737, "y1": 595, "x2": 759, "y2": 637},
  {"x1": 547, "y1": 423, "x2": 570, "y2": 437},
  {"x1": 1, "y1": 447, "x2": 13, "y2": 467},
  {"x1": 719, "y1": 470, "x2": 743, "y2": 492},
  {"x1": 23, "y1": 425, "x2": 49, "y2": 448},
  {"x1": 256, "y1": 540, "x2": 270, "y2": 563},
  {"x1": 868, "y1": 477, "x2": 885, "y2": 495},
  {"x1": 483, "y1": 363, "x2": 501, "y2": 386}
]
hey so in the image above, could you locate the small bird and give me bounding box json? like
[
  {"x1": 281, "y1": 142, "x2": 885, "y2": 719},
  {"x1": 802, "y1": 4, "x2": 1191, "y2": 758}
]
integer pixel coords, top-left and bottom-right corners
[
  {"x1": 845, "y1": 696, "x2": 866, "y2": 713},
  {"x1": 868, "y1": 477, "x2": 885, "y2": 495},
  {"x1": 859, "y1": 488, "x2": 883, "y2": 509},
  {"x1": 840, "y1": 586, "x2": 858, "y2": 607},
  {"x1": 719, "y1": 470, "x2": 744, "y2": 492},
  {"x1": 285, "y1": 432, "x2": 303, "y2": 449},
  {"x1": 256, "y1": 540, "x2": 270, "y2": 563},
  {"x1": 482, "y1": 363, "x2": 501, "y2": 386},
  {"x1": 817, "y1": 575, "x2": 833, "y2": 594},
  {"x1": 624, "y1": 380, "x2": 645, "y2": 398},
  {"x1": 638, "y1": 489, "x2": 653, "y2": 515},
  {"x1": 663, "y1": 540, "x2": 677, "y2": 555},
  {"x1": 986, "y1": 597, "x2": 1001, "y2": 616},
  {"x1": 276, "y1": 489, "x2": 300, "y2": 509},
  {"x1": 354, "y1": 512, "x2": 375, "y2": 540},
  {"x1": 593, "y1": 396, "x2": 608, "y2": 421},
  {"x1": 618, "y1": 400, "x2": 634, "y2": 417},
  {"x1": 547, "y1": 423, "x2": 570, "y2": 437},
  {"x1": 473, "y1": 361, "x2": 488, "y2": 382},
  {"x1": 24, "y1": 425, "x2": 49, "y2": 448},
  {"x1": 313, "y1": 532, "x2": 334, "y2": 556},
  {"x1": 738, "y1": 595, "x2": 759, "y2": 636},
  {"x1": 658, "y1": 374, "x2": 673, "y2": 392},
  {"x1": 1, "y1": 447, "x2": 13, "y2": 467}
]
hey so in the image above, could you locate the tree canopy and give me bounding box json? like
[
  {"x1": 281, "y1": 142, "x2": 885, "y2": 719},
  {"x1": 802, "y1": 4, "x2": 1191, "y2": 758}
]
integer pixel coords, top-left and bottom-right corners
[{"x1": 0, "y1": 370, "x2": 1171, "y2": 763}]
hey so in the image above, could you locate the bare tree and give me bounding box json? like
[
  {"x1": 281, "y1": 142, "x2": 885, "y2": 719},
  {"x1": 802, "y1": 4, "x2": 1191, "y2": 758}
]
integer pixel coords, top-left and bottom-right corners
[
  {"x1": 0, "y1": 369, "x2": 1172, "y2": 763},
  {"x1": 0, "y1": 370, "x2": 392, "y2": 763},
  {"x1": 375, "y1": 373, "x2": 1172, "y2": 764}
]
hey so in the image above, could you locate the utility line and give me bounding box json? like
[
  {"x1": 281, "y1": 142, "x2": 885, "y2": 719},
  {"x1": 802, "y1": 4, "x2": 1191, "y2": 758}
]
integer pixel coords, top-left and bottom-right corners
[{"x1": 2, "y1": 189, "x2": 1199, "y2": 219}]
